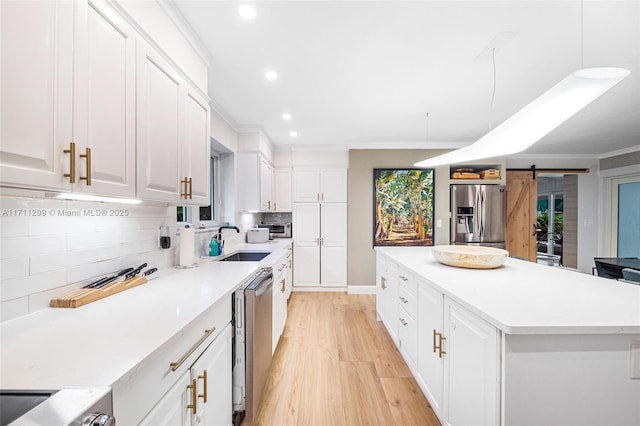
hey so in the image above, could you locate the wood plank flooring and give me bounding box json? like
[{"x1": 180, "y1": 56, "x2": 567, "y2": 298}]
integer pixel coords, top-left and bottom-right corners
[{"x1": 247, "y1": 292, "x2": 440, "y2": 426}]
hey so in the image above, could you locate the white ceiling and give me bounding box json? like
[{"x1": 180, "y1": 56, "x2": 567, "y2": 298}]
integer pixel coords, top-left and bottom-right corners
[{"x1": 172, "y1": 0, "x2": 640, "y2": 157}]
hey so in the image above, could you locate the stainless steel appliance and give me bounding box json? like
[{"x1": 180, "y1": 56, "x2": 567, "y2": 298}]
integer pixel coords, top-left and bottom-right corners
[
  {"x1": 232, "y1": 269, "x2": 273, "y2": 425},
  {"x1": 258, "y1": 222, "x2": 292, "y2": 239},
  {"x1": 451, "y1": 184, "x2": 506, "y2": 248},
  {"x1": 0, "y1": 388, "x2": 113, "y2": 426}
]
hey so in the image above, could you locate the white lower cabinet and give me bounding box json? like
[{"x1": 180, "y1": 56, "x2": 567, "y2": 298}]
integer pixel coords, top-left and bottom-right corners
[
  {"x1": 191, "y1": 324, "x2": 233, "y2": 426},
  {"x1": 378, "y1": 256, "x2": 500, "y2": 426},
  {"x1": 443, "y1": 299, "x2": 500, "y2": 426},
  {"x1": 273, "y1": 253, "x2": 288, "y2": 354},
  {"x1": 140, "y1": 324, "x2": 232, "y2": 426}
]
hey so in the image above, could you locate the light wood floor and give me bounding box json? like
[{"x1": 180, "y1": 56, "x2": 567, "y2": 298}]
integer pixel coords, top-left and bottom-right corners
[{"x1": 247, "y1": 292, "x2": 440, "y2": 426}]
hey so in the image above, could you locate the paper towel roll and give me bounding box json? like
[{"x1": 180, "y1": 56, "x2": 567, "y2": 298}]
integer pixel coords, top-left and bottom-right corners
[{"x1": 179, "y1": 226, "x2": 195, "y2": 267}]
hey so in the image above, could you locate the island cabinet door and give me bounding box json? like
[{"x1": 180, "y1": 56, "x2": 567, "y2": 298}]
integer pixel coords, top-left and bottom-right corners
[
  {"x1": 443, "y1": 298, "x2": 500, "y2": 426},
  {"x1": 416, "y1": 282, "x2": 445, "y2": 421},
  {"x1": 375, "y1": 254, "x2": 388, "y2": 322},
  {"x1": 139, "y1": 370, "x2": 191, "y2": 426}
]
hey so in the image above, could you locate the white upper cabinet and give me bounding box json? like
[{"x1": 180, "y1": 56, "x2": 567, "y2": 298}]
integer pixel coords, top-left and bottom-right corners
[
  {"x1": 320, "y1": 168, "x2": 348, "y2": 202},
  {"x1": 136, "y1": 41, "x2": 182, "y2": 203},
  {"x1": 1, "y1": 1, "x2": 74, "y2": 191},
  {"x1": 74, "y1": 0, "x2": 136, "y2": 197},
  {"x1": 237, "y1": 153, "x2": 274, "y2": 212},
  {"x1": 274, "y1": 168, "x2": 292, "y2": 212},
  {"x1": 181, "y1": 87, "x2": 211, "y2": 205},
  {"x1": 292, "y1": 167, "x2": 347, "y2": 203},
  {"x1": 1, "y1": 0, "x2": 210, "y2": 203}
]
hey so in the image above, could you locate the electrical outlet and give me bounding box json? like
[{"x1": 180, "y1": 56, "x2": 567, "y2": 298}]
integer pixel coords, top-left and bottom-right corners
[
  {"x1": 630, "y1": 343, "x2": 640, "y2": 379},
  {"x1": 436, "y1": 219, "x2": 443, "y2": 228}
]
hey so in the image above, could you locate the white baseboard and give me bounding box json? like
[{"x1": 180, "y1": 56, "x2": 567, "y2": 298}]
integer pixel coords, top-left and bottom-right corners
[
  {"x1": 347, "y1": 285, "x2": 376, "y2": 295},
  {"x1": 292, "y1": 286, "x2": 347, "y2": 293}
]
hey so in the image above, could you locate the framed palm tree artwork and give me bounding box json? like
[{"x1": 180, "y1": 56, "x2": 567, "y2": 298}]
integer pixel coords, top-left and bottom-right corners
[{"x1": 373, "y1": 168, "x2": 435, "y2": 246}]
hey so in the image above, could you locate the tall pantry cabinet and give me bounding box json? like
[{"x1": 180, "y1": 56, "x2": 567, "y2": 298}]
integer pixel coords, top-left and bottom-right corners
[{"x1": 293, "y1": 168, "x2": 347, "y2": 288}]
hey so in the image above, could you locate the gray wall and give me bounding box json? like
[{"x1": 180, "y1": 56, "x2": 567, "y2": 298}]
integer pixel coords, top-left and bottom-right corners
[
  {"x1": 563, "y1": 174, "x2": 578, "y2": 269},
  {"x1": 347, "y1": 149, "x2": 450, "y2": 286},
  {"x1": 600, "y1": 150, "x2": 640, "y2": 171}
]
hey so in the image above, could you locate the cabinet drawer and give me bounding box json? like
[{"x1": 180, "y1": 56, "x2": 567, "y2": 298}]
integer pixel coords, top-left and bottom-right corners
[
  {"x1": 112, "y1": 294, "x2": 232, "y2": 425},
  {"x1": 398, "y1": 305, "x2": 417, "y2": 369},
  {"x1": 397, "y1": 269, "x2": 417, "y2": 296},
  {"x1": 398, "y1": 285, "x2": 417, "y2": 319}
]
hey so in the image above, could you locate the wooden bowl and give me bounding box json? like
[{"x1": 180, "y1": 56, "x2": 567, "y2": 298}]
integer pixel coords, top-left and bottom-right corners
[{"x1": 432, "y1": 245, "x2": 509, "y2": 269}]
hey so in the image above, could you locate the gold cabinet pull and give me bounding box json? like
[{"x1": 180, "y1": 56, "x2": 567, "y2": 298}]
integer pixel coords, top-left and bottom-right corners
[
  {"x1": 399, "y1": 296, "x2": 408, "y2": 304},
  {"x1": 63, "y1": 142, "x2": 76, "y2": 183},
  {"x1": 187, "y1": 177, "x2": 193, "y2": 199},
  {"x1": 281, "y1": 279, "x2": 285, "y2": 293},
  {"x1": 433, "y1": 329, "x2": 438, "y2": 353},
  {"x1": 79, "y1": 147, "x2": 91, "y2": 185},
  {"x1": 399, "y1": 275, "x2": 408, "y2": 281},
  {"x1": 381, "y1": 276, "x2": 387, "y2": 290},
  {"x1": 170, "y1": 327, "x2": 216, "y2": 371},
  {"x1": 181, "y1": 177, "x2": 189, "y2": 199},
  {"x1": 198, "y1": 370, "x2": 208, "y2": 403},
  {"x1": 187, "y1": 378, "x2": 197, "y2": 414},
  {"x1": 399, "y1": 318, "x2": 408, "y2": 326},
  {"x1": 438, "y1": 335, "x2": 446, "y2": 358}
]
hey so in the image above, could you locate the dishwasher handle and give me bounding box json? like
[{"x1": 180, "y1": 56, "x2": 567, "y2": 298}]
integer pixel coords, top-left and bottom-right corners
[{"x1": 254, "y1": 277, "x2": 273, "y2": 296}]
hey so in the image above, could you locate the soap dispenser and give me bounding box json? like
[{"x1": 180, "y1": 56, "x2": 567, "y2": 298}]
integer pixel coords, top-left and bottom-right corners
[{"x1": 209, "y1": 238, "x2": 219, "y2": 257}]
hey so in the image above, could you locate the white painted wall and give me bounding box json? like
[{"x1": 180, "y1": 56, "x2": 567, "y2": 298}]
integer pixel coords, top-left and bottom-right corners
[{"x1": 577, "y1": 168, "x2": 600, "y2": 273}]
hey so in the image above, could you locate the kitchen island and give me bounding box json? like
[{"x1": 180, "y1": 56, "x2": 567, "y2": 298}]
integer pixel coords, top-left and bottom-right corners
[
  {"x1": 0, "y1": 240, "x2": 291, "y2": 425},
  {"x1": 376, "y1": 247, "x2": 640, "y2": 426}
]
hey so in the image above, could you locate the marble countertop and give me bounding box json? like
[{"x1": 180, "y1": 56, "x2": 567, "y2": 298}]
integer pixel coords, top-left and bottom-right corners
[
  {"x1": 0, "y1": 241, "x2": 292, "y2": 390},
  {"x1": 377, "y1": 246, "x2": 640, "y2": 335}
]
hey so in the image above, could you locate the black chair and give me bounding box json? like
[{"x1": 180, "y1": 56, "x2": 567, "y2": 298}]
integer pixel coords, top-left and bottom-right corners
[
  {"x1": 621, "y1": 268, "x2": 640, "y2": 284},
  {"x1": 594, "y1": 261, "x2": 619, "y2": 279}
]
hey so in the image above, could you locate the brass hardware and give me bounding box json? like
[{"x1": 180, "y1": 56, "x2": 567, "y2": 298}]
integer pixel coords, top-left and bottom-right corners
[
  {"x1": 381, "y1": 276, "x2": 387, "y2": 290},
  {"x1": 79, "y1": 147, "x2": 92, "y2": 185},
  {"x1": 187, "y1": 378, "x2": 197, "y2": 414},
  {"x1": 198, "y1": 370, "x2": 208, "y2": 403},
  {"x1": 267, "y1": 200, "x2": 271, "y2": 210},
  {"x1": 278, "y1": 265, "x2": 285, "y2": 272},
  {"x1": 321, "y1": 192, "x2": 324, "y2": 201},
  {"x1": 399, "y1": 275, "x2": 408, "y2": 281},
  {"x1": 438, "y1": 335, "x2": 446, "y2": 358},
  {"x1": 181, "y1": 177, "x2": 189, "y2": 199},
  {"x1": 399, "y1": 296, "x2": 408, "y2": 304},
  {"x1": 281, "y1": 279, "x2": 285, "y2": 292},
  {"x1": 63, "y1": 142, "x2": 76, "y2": 183},
  {"x1": 432, "y1": 329, "x2": 437, "y2": 353},
  {"x1": 170, "y1": 327, "x2": 216, "y2": 371},
  {"x1": 273, "y1": 202, "x2": 276, "y2": 211},
  {"x1": 400, "y1": 318, "x2": 408, "y2": 326},
  {"x1": 187, "y1": 177, "x2": 193, "y2": 199},
  {"x1": 317, "y1": 193, "x2": 320, "y2": 201}
]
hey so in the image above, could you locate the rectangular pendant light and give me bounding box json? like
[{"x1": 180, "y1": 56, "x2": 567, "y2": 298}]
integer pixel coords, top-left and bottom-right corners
[
  {"x1": 46, "y1": 192, "x2": 142, "y2": 204},
  {"x1": 414, "y1": 67, "x2": 630, "y2": 168}
]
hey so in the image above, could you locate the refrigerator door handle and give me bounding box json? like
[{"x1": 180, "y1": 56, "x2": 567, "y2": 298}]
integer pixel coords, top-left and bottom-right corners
[{"x1": 480, "y1": 188, "x2": 486, "y2": 241}]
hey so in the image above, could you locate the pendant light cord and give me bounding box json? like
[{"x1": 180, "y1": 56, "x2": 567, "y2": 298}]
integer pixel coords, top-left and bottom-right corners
[{"x1": 489, "y1": 47, "x2": 497, "y2": 131}]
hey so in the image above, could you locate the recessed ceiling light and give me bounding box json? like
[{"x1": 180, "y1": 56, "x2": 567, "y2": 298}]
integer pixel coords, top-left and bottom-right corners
[
  {"x1": 238, "y1": 4, "x2": 256, "y2": 20},
  {"x1": 290, "y1": 131, "x2": 298, "y2": 138},
  {"x1": 282, "y1": 113, "x2": 292, "y2": 120},
  {"x1": 265, "y1": 70, "x2": 278, "y2": 81}
]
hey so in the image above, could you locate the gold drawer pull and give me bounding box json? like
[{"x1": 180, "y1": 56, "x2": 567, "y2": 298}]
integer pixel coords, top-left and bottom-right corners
[
  {"x1": 400, "y1": 318, "x2": 408, "y2": 326},
  {"x1": 80, "y1": 147, "x2": 92, "y2": 185},
  {"x1": 198, "y1": 370, "x2": 208, "y2": 403},
  {"x1": 399, "y1": 296, "x2": 408, "y2": 304},
  {"x1": 187, "y1": 378, "x2": 197, "y2": 414},
  {"x1": 170, "y1": 327, "x2": 216, "y2": 371},
  {"x1": 63, "y1": 142, "x2": 76, "y2": 183},
  {"x1": 438, "y1": 335, "x2": 446, "y2": 358},
  {"x1": 399, "y1": 275, "x2": 408, "y2": 281},
  {"x1": 381, "y1": 276, "x2": 387, "y2": 290},
  {"x1": 433, "y1": 329, "x2": 437, "y2": 353}
]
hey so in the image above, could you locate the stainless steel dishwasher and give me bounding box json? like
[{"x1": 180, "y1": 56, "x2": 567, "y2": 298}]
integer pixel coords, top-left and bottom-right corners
[{"x1": 232, "y1": 269, "x2": 273, "y2": 425}]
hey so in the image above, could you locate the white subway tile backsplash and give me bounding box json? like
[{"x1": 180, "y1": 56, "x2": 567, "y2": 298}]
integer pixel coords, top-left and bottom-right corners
[
  {"x1": 1, "y1": 270, "x2": 67, "y2": 302},
  {"x1": 0, "y1": 196, "x2": 177, "y2": 320},
  {"x1": 0, "y1": 218, "x2": 29, "y2": 237},
  {"x1": 0, "y1": 297, "x2": 29, "y2": 322},
  {"x1": 1, "y1": 235, "x2": 66, "y2": 260},
  {"x1": 0, "y1": 257, "x2": 29, "y2": 280}
]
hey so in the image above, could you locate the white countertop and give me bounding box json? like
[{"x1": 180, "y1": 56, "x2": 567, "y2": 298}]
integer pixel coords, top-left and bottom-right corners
[
  {"x1": 377, "y1": 247, "x2": 640, "y2": 335},
  {"x1": 0, "y1": 240, "x2": 291, "y2": 390}
]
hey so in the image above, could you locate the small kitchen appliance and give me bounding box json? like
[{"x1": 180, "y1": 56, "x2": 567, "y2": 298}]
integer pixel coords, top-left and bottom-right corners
[
  {"x1": 247, "y1": 228, "x2": 269, "y2": 244},
  {"x1": 258, "y1": 222, "x2": 292, "y2": 239}
]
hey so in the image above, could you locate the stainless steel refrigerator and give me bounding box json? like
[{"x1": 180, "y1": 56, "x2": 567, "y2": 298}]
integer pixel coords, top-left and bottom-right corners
[{"x1": 451, "y1": 184, "x2": 506, "y2": 248}]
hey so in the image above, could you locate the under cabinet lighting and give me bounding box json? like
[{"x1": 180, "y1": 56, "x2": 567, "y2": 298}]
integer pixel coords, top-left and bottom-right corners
[
  {"x1": 282, "y1": 113, "x2": 292, "y2": 120},
  {"x1": 46, "y1": 192, "x2": 142, "y2": 204},
  {"x1": 414, "y1": 67, "x2": 630, "y2": 168},
  {"x1": 289, "y1": 131, "x2": 298, "y2": 138}
]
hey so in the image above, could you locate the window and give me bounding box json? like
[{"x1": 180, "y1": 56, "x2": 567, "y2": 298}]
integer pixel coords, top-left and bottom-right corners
[{"x1": 177, "y1": 154, "x2": 220, "y2": 226}]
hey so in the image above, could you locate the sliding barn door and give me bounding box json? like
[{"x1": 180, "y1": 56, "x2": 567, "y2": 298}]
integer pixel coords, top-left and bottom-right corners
[{"x1": 506, "y1": 171, "x2": 537, "y2": 262}]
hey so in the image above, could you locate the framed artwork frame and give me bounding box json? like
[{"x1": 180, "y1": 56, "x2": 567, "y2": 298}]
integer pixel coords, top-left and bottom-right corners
[{"x1": 373, "y1": 168, "x2": 435, "y2": 246}]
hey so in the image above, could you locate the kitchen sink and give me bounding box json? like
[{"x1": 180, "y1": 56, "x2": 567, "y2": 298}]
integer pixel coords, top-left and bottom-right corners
[{"x1": 219, "y1": 252, "x2": 271, "y2": 262}]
